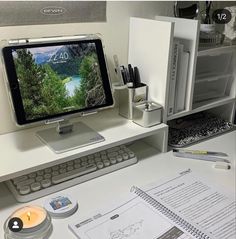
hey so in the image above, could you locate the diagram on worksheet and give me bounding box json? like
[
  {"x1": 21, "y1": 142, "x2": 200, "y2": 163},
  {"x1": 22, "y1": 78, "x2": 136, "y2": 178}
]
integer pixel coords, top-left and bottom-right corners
[{"x1": 110, "y1": 220, "x2": 144, "y2": 239}]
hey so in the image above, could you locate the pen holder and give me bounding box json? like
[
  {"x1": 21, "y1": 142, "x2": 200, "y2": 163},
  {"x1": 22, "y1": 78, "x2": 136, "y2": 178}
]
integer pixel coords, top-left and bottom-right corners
[{"x1": 119, "y1": 83, "x2": 147, "y2": 120}]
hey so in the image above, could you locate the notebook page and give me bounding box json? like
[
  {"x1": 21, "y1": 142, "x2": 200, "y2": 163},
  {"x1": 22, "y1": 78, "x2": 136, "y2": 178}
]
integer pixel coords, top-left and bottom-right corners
[
  {"x1": 144, "y1": 169, "x2": 236, "y2": 239},
  {"x1": 69, "y1": 194, "x2": 192, "y2": 239}
]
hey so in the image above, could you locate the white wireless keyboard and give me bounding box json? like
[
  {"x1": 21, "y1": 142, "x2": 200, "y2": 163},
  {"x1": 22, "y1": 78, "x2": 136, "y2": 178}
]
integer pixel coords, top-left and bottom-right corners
[{"x1": 6, "y1": 145, "x2": 137, "y2": 202}]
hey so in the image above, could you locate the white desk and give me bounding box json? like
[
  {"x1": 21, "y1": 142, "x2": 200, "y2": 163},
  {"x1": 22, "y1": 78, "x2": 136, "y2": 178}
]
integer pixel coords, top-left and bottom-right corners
[{"x1": 0, "y1": 130, "x2": 235, "y2": 239}]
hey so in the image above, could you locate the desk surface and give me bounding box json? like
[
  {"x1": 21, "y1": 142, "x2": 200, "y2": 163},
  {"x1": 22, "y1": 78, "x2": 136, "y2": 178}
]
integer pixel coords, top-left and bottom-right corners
[{"x1": 0, "y1": 130, "x2": 235, "y2": 239}]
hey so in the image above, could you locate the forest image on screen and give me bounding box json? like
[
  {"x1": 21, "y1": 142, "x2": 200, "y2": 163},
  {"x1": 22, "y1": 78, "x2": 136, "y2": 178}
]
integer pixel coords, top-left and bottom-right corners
[{"x1": 12, "y1": 43, "x2": 106, "y2": 120}]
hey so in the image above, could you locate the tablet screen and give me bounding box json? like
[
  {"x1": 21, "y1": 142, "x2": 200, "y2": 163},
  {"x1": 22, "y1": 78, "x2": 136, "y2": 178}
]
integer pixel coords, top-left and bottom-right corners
[{"x1": 2, "y1": 39, "x2": 113, "y2": 125}]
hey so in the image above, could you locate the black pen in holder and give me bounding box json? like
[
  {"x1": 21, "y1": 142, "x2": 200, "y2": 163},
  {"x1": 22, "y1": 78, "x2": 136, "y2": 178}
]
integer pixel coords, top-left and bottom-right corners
[{"x1": 119, "y1": 83, "x2": 147, "y2": 120}]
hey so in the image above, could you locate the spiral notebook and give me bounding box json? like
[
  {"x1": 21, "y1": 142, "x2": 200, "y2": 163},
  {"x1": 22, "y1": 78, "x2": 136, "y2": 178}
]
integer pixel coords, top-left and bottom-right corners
[{"x1": 69, "y1": 169, "x2": 235, "y2": 239}]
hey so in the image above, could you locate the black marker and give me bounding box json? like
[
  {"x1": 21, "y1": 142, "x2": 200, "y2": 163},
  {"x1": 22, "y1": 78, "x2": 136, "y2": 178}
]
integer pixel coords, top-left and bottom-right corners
[
  {"x1": 121, "y1": 67, "x2": 127, "y2": 84},
  {"x1": 124, "y1": 68, "x2": 130, "y2": 84},
  {"x1": 128, "y1": 64, "x2": 134, "y2": 85},
  {"x1": 133, "y1": 67, "x2": 141, "y2": 87}
]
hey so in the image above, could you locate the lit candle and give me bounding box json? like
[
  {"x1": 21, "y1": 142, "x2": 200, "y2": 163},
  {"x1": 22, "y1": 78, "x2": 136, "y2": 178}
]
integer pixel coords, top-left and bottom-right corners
[
  {"x1": 5, "y1": 205, "x2": 52, "y2": 239},
  {"x1": 11, "y1": 206, "x2": 47, "y2": 230},
  {"x1": 27, "y1": 212, "x2": 31, "y2": 221}
]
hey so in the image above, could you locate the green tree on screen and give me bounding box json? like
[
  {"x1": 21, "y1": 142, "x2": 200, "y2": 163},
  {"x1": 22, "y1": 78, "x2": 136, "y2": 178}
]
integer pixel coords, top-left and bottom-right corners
[
  {"x1": 40, "y1": 65, "x2": 70, "y2": 115},
  {"x1": 14, "y1": 49, "x2": 45, "y2": 119},
  {"x1": 14, "y1": 49, "x2": 70, "y2": 119},
  {"x1": 74, "y1": 53, "x2": 105, "y2": 107}
]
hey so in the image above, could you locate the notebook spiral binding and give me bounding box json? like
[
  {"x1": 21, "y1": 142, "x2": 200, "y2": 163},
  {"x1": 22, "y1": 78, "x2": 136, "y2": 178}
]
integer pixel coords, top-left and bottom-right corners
[{"x1": 131, "y1": 186, "x2": 210, "y2": 239}]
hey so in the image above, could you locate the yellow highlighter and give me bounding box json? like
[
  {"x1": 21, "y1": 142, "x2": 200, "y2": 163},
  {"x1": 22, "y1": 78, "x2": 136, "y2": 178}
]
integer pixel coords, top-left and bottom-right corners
[{"x1": 173, "y1": 149, "x2": 230, "y2": 163}]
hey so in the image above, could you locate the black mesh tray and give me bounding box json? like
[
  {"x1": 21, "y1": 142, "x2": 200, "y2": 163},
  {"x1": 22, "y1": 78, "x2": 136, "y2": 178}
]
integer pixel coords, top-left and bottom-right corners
[{"x1": 168, "y1": 112, "x2": 235, "y2": 148}]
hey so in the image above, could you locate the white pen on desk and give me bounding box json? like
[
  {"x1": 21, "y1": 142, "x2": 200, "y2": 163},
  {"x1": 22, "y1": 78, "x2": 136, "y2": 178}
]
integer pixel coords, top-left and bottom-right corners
[
  {"x1": 213, "y1": 162, "x2": 231, "y2": 170},
  {"x1": 173, "y1": 149, "x2": 230, "y2": 163}
]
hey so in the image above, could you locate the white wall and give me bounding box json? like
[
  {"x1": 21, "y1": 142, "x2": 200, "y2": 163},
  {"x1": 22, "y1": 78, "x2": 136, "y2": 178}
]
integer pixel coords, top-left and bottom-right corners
[{"x1": 0, "y1": 1, "x2": 174, "y2": 134}]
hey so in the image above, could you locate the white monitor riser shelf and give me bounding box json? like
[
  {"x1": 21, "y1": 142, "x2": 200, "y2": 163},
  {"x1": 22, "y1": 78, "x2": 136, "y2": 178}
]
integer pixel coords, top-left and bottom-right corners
[{"x1": 0, "y1": 108, "x2": 168, "y2": 183}]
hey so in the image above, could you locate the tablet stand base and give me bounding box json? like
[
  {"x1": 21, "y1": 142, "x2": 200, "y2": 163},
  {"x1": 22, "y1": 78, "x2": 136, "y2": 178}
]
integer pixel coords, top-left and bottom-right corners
[{"x1": 36, "y1": 122, "x2": 105, "y2": 153}]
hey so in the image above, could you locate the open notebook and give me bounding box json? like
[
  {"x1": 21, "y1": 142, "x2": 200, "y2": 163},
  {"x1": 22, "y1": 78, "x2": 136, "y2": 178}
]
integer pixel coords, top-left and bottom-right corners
[{"x1": 69, "y1": 169, "x2": 235, "y2": 239}]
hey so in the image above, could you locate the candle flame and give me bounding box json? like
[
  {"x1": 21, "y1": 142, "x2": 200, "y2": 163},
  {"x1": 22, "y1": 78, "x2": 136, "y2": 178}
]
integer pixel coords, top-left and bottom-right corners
[{"x1": 27, "y1": 211, "x2": 31, "y2": 221}]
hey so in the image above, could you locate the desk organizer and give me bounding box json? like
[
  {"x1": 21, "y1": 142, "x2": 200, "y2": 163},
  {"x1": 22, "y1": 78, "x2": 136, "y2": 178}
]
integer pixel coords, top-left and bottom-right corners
[
  {"x1": 168, "y1": 112, "x2": 234, "y2": 147},
  {"x1": 132, "y1": 101, "x2": 162, "y2": 127},
  {"x1": 193, "y1": 51, "x2": 233, "y2": 103},
  {"x1": 118, "y1": 83, "x2": 147, "y2": 119}
]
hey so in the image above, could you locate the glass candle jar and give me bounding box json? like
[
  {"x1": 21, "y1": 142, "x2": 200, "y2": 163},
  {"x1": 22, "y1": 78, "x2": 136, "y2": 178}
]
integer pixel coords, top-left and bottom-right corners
[{"x1": 4, "y1": 205, "x2": 52, "y2": 239}]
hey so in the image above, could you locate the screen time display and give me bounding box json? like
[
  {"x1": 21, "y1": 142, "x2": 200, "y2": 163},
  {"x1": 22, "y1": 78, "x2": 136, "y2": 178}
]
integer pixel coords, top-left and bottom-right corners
[{"x1": 10, "y1": 42, "x2": 108, "y2": 121}]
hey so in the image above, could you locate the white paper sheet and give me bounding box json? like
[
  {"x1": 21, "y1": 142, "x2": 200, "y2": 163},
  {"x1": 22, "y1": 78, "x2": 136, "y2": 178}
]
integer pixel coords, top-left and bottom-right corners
[
  {"x1": 69, "y1": 195, "x2": 191, "y2": 239},
  {"x1": 145, "y1": 170, "x2": 236, "y2": 239}
]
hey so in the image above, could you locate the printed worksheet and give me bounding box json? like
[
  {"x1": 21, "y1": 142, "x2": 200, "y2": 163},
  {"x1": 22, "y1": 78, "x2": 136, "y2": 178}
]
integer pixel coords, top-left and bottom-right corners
[
  {"x1": 146, "y1": 170, "x2": 236, "y2": 239},
  {"x1": 69, "y1": 195, "x2": 191, "y2": 239}
]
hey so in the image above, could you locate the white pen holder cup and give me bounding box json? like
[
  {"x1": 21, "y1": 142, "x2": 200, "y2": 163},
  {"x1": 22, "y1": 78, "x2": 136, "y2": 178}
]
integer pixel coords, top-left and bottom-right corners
[{"x1": 118, "y1": 83, "x2": 147, "y2": 120}]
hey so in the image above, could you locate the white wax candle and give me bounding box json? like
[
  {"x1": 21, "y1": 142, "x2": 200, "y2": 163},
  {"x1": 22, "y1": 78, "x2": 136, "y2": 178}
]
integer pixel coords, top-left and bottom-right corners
[{"x1": 11, "y1": 205, "x2": 47, "y2": 230}]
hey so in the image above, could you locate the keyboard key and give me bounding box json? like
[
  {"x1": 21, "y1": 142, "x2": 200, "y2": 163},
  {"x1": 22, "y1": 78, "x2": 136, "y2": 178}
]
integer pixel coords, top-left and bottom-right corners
[
  {"x1": 88, "y1": 159, "x2": 94, "y2": 164},
  {"x1": 52, "y1": 165, "x2": 59, "y2": 171},
  {"x1": 110, "y1": 157, "x2": 117, "y2": 164},
  {"x1": 60, "y1": 163, "x2": 67, "y2": 169},
  {"x1": 81, "y1": 157, "x2": 87, "y2": 162},
  {"x1": 16, "y1": 179, "x2": 35, "y2": 189},
  {"x1": 37, "y1": 170, "x2": 44, "y2": 176},
  {"x1": 128, "y1": 152, "x2": 135, "y2": 158},
  {"x1": 31, "y1": 182, "x2": 41, "y2": 191},
  {"x1": 103, "y1": 159, "x2": 110, "y2": 167},
  {"x1": 96, "y1": 162, "x2": 104, "y2": 169},
  {"x1": 44, "y1": 168, "x2": 52, "y2": 174},
  {"x1": 108, "y1": 152, "x2": 119, "y2": 158},
  {"x1": 95, "y1": 157, "x2": 101, "y2": 162},
  {"x1": 19, "y1": 185, "x2": 31, "y2": 195},
  {"x1": 36, "y1": 176, "x2": 44, "y2": 182},
  {"x1": 66, "y1": 166, "x2": 74, "y2": 172},
  {"x1": 100, "y1": 151, "x2": 106, "y2": 155},
  {"x1": 41, "y1": 179, "x2": 52, "y2": 188},
  {"x1": 74, "y1": 164, "x2": 81, "y2": 169},
  {"x1": 122, "y1": 153, "x2": 129, "y2": 160},
  {"x1": 101, "y1": 155, "x2": 108, "y2": 160},
  {"x1": 81, "y1": 161, "x2": 88, "y2": 166},
  {"x1": 52, "y1": 164, "x2": 97, "y2": 184},
  {"x1": 13, "y1": 175, "x2": 28, "y2": 184},
  {"x1": 74, "y1": 158, "x2": 81, "y2": 164},
  {"x1": 107, "y1": 147, "x2": 120, "y2": 153},
  {"x1": 52, "y1": 171, "x2": 59, "y2": 176},
  {"x1": 116, "y1": 155, "x2": 123, "y2": 162},
  {"x1": 59, "y1": 168, "x2": 66, "y2": 174},
  {"x1": 28, "y1": 173, "x2": 37, "y2": 179},
  {"x1": 44, "y1": 174, "x2": 51, "y2": 179},
  {"x1": 67, "y1": 161, "x2": 74, "y2": 166}
]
